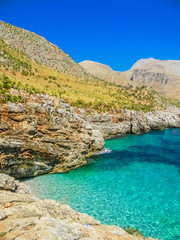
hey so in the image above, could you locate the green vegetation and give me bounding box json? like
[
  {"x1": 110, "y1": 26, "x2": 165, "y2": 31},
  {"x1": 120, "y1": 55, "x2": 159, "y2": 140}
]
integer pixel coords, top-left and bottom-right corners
[
  {"x1": 0, "y1": 75, "x2": 43, "y2": 103},
  {"x1": 159, "y1": 95, "x2": 180, "y2": 109}
]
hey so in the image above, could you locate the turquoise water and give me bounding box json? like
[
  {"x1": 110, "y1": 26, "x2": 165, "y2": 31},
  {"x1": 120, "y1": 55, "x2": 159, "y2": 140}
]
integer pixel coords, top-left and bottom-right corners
[{"x1": 25, "y1": 129, "x2": 180, "y2": 240}]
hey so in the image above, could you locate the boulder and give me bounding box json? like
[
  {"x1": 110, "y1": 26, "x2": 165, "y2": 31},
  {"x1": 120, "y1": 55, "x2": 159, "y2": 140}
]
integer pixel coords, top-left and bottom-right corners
[
  {"x1": 0, "y1": 174, "x2": 17, "y2": 191},
  {"x1": 0, "y1": 174, "x2": 30, "y2": 194}
]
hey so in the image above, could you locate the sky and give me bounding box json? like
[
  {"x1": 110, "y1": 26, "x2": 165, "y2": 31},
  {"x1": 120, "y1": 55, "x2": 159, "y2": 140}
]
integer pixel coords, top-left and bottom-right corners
[{"x1": 0, "y1": 0, "x2": 180, "y2": 71}]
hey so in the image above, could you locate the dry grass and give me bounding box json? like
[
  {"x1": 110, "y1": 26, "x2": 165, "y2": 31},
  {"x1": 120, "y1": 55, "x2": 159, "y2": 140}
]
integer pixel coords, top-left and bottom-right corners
[{"x1": 0, "y1": 38, "x2": 168, "y2": 112}]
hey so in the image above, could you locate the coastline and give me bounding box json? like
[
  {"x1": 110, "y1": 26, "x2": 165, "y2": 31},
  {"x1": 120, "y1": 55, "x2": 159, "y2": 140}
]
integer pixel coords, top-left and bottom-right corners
[
  {"x1": 0, "y1": 95, "x2": 180, "y2": 178},
  {"x1": 0, "y1": 17, "x2": 179, "y2": 240},
  {"x1": 0, "y1": 174, "x2": 157, "y2": 240},
  {"x1": 0, "y1": 99, "x2": 179, "y2": 240},
  {"x1": 23, "y1": 128, "x2": 180, "y2": 240}
]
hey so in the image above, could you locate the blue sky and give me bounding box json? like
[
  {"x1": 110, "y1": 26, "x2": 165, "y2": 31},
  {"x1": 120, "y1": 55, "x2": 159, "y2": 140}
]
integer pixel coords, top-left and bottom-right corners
[{"x1": 0, "y1": 0, "x2": 180, "y2": 71}]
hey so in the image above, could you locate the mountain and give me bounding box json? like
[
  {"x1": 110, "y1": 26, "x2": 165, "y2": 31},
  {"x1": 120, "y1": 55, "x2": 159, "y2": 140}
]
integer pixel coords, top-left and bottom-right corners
[
  {"x1": 79, "y1": 60, "x2": 131, "y2": 85},
  {"x1": 1, "y1": 21, "x2": 171, "y2": 113},
  {"x1": 130, "y1": 58, "x2": 180, "y2": 99},
  {"x1": 80, "y1": 58, "x2": 180, "y2": 100},
  {"x1": 0, "y1": 20, "x2": 92, "y2": 79}
]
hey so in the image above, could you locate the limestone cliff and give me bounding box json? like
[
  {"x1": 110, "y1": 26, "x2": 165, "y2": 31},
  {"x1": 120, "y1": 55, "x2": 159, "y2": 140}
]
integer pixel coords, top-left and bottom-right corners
[{"x1": 0, "y1": 93, "x2": 104, "y2": 178}]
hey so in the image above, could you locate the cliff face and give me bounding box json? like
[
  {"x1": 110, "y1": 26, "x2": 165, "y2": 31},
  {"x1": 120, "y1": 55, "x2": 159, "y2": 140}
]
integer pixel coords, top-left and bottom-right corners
[
  {"x1": 0, "y1": 94, "x2": 104, "y2": 178},
  {"x1": 130, "y1": 58, "x2": 180, "y2": 99},
  {"x1": 80, "y1": 59, "x2": 180, "y2": 100},
  {"x1": 0, "y1": 174, "x2": 157, "y2": 240}
]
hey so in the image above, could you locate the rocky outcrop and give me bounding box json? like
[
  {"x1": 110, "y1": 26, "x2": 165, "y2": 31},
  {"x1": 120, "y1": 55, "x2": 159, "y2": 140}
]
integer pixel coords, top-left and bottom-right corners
[
  {"x1": 0, "y1": 174, "x2": 157, "y2": 240},
  {"x1": 0, "y1": 173, "x2": 30, "y2": 194},
  {"x1": 0, "y1": 94, "x2": 104, "y2": 178},
  {"x1": 85, "y1": 108, "x2": 180, "y2": 137}
]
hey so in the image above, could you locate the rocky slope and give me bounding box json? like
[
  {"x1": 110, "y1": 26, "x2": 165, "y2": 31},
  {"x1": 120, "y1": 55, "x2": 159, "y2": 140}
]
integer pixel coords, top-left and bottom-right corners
[
  {"x1": 80, "y1": 59, "x2": 180, "y2": 100},
  {"x1": 0, "y1": 174, "x2": 157, "y2": 240},
  {"x1": 0, "y1": 20, "x2": 92, "y2": 79}
]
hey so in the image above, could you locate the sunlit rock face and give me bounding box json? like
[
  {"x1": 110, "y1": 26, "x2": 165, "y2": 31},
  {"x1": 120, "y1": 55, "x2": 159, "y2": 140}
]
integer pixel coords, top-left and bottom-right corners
[{"x1": 0, "y1": 95, "x2": 104, "y2": 178}]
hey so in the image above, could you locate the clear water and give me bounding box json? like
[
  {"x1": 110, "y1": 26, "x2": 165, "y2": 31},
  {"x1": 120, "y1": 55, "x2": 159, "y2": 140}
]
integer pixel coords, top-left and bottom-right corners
[{"x1": 24, "y1": 129, "x2": 180, "y2": 240}]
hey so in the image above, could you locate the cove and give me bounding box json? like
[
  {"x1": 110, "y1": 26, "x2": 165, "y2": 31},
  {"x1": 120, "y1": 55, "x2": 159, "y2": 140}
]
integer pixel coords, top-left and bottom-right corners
[{"x1": 24, "y1": 129, "x2": 180, "y2": 240}]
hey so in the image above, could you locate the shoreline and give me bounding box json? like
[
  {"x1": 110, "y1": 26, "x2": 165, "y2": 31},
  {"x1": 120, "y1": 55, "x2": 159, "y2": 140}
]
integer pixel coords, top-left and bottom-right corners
[
  {"x1": 0, "y1": 96, "x2": 180, "y2": 178},
  {"x1": 20, "y1": 129, "x2": 179, "y2": 240},
  {"x1": 0, "y1": 174, "x2": 158, "y2": 240},
  {"x1": 0, "y1": 174, "x2": 157, "y2": 240}
]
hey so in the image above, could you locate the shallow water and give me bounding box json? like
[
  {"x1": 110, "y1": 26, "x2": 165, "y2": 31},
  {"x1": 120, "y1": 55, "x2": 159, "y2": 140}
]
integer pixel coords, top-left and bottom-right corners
[{"x1": 25, "y1": 129, "x2": 180, "y2": 240}]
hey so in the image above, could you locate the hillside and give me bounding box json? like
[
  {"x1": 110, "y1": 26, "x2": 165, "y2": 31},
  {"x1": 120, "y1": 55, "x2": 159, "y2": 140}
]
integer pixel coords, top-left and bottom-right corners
[
  {"x1": 0, "y1": 20, "x2": 91, "y2": 79},
  {"x1": 0, "y1": 21, "x2": 179, "y2": 112},
  {"x1": 80, "y1": 58, "x2": 180, "y2": 100}
]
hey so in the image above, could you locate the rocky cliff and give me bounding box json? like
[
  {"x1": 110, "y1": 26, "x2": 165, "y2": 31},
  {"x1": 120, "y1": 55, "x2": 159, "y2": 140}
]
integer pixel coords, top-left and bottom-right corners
[
  {"x1": 87, "y1": 108, "x2": 180, "y2": 137},
  {"x1": 0, "y1": 93, "x2": 104, "y2": 178},
  {"x1": 0, "y1": 88, "x2": 179, "y2": 178},
  {"x1": 80, "y1": 58, "x2": 180, "y2": 100},
  {"x1": 130, "y1": 58, "x2": 180, "y2": 99},
  {"x1": 0, "y1": 174, "x2": 157, "y2": 240}
]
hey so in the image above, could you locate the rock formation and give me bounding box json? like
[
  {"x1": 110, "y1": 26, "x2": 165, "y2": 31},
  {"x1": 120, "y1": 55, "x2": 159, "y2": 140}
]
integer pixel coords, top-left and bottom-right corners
[
  {"x1": 80, "y1": 58, "x2": 180, "y2": 100},
  {"x1": 88, "y1": 108, "x2": 180, "y2": 137},
  {"x1": 0, "y1": 90, "x2": 179, "y2": 178},
  {"x1": 0, "y1": 174, "x2": 157, "y2": 240},
  {"x1": 0, "y1": 93, "x2": 105, "y2": 178}
]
